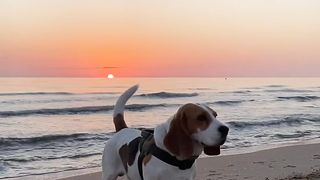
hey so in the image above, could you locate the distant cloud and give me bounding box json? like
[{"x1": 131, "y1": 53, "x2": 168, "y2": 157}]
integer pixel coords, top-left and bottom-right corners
[
  {"x1": 51, "y1": 66, "x2": 120, "y2": 69},
  {"x1": 103, "y1": 66, "x2": 120, "y2": 69}
]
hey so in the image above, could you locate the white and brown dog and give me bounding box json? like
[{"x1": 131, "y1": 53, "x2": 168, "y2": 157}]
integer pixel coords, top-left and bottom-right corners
[{"x1": 102, "y1": 85, "x2": 229, "y2": 180}]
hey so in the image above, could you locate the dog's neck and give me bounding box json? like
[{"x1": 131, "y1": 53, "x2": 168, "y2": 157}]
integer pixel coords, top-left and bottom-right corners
[{"x1": 153, "y1": 116, "x2": 203, "y2": 160}]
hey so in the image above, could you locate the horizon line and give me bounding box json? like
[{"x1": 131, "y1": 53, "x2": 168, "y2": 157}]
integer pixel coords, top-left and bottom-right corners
[{"x1": 1, "y1": 76, "x2": 320, "y2": 78}]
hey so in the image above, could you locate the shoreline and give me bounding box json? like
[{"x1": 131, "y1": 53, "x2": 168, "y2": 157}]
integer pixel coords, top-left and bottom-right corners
[{"x1": 10, "y1": 142, "x2": 320, "y2": 180}]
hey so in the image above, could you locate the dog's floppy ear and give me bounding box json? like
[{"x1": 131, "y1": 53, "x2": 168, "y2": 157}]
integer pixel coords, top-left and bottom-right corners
[
  {"x1": 164, "y1": 107, "x2": 194, "y2": 159},
  {"x1": 203, "y1": 146, "x2": 220, "y2": 156}
]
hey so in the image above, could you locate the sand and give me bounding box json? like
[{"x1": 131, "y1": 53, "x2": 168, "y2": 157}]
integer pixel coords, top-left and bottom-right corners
[{"x1": 55, "y1": 143, "x2": 320, "y2": 180}]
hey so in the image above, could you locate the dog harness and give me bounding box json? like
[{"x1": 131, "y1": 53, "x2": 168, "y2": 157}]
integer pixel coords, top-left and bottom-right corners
[{"x1": 137, "y1": 129, "x2": 197, "y2": 180}]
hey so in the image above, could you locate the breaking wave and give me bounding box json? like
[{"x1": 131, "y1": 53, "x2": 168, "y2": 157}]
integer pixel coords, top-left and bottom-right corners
[
  {"x1": 137, "y1": 92, "x2": 198, "y2": 98},
  {"x1": 212, "y1": 100, "x2": 245, "y2": 106},
  {"x1": 208, "y1": 100, "x2": 254, "y2": 106},
  {"x1": 232, "y1": 90, "x2": 252, "y2": 94},
  {"x1": 264, "y1": 85, "x2": 286, "y2": 88},
  {"x1": 2, "y1": 152, "x2": 102, "y2": 163},
  {"x1": 0, "y1": 92, "x2": 119, "y2": 97},
  {"x1": 277, "y1": 96, "x2": 320, "y2": 102},
  {"x1": 265, "y1": 88, "x2": 314, "y2": 93},
  {"x1": 227, "y1": 116, "x2": 319, "y2": 129},
  {"x1": 0, "y1": 92, "x2": 73, "y2": 96},
  {"x1": 272, "y1": 130, "x2": 313, "y2": 139},
  {"x1": 0, "y1": 103, "x2": 174, "y2": 117},
  {"x1": 0, "y1": 133, "x2": 111, "y2": 147}
]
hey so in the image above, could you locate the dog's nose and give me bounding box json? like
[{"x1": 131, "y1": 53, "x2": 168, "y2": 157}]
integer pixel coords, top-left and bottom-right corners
[{"x1": 218, "y1": 125, "x2": 229, "y2": 136}]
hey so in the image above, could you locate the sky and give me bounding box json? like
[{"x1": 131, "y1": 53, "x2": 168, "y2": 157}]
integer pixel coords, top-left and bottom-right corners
[{"x1": 1, "y1": 0, "x2": 320, "y2": 77}]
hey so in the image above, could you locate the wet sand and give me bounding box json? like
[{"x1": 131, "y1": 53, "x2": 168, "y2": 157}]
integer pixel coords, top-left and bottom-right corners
[{"x1": 58, "y1": 143, "x2": 320, "y2": 180}]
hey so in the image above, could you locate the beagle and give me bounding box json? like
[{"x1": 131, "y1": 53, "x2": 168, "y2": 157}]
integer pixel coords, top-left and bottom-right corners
[{"x1": 102, "y1": 85, "x2": 229, "y2": 180}]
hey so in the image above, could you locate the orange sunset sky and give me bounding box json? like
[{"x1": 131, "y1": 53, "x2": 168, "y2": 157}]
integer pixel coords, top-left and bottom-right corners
[{"x1": 1, "y1": 0, "x2": 320, "y2": 77}]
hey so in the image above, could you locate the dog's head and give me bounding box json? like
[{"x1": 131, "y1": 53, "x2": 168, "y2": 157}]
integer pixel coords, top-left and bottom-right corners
[{"x1": 164, "y1": 103, "x2": 228, "y2": 159}]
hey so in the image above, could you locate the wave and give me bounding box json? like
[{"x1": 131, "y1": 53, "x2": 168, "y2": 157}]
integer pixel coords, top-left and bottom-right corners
[
  {"x1": 264, "y1": 88, "x2": 314, "y2": 93},
  {"x1": 304, "y1": 105, "x2": 319, "y2": 108},
  {"x1": 0, "y1": 92, "x2": 120, "y2": 97},
  {"x1": 0, "y1": 92, "x2": 73, "y2": 96},
  {"x1": 137, "y1": 92, "x2": 198, "y2": 98},
  {"x1": 227, "y1": 116, "x2": 319, "y2": 129},
  {"x1": 264, "y1": 85, "x2": 286, "y2": 88},
  {"x1": 277, "y1": 96, "x2": 320, "y2": 102},
  {"x1": 0, "y1": 133, "x2": 111, "y2": 146},
  {"x1": 232, "y1": 90, "x2": 252, "y2": 94},
  {"x1": 0, "y1": 103, "x2": 173, "y2": 118},
  {"x1": 0, "y1": 94, "x2": 118, "y2": 105},
  {"x1": 241, "y1": 87, "x2": 262, "y2": 90},
  {"x1": 3, "y1": 152, "x2": 102, "y2": 163},
  {"x1": 0, "y1": 133, "x2": 108, "y2": 173},
  {"x1": 86, "y1": 92, "x2": 119, "y2": 95},
  {"x1": 272, "y1": 130, "x2": 313, "y2": 139},
  {"x1": 208, "y1": 100, "x2": 254, "y2": 106},
  {"x1": 220, "y1": 90, "x2": 252, "y2": 94},
  {"x1": 212, "y1": 100, "x2": 244, "y2": 106}
]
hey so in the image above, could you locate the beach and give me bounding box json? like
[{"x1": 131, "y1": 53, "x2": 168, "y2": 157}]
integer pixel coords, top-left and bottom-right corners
[{"x1": 57, "y1": 143, "x2": 320, "y2": 180}]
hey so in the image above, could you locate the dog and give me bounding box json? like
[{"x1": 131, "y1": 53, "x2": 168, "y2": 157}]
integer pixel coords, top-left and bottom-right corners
[{"x1": 102, "y1": 85, "x2": 229, "y2": 180}]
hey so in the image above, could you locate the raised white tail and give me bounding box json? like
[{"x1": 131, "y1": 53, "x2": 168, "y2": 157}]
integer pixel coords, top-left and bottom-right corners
[{"x1": 113, "y1": 85, "x2": 139, "y2": 132}]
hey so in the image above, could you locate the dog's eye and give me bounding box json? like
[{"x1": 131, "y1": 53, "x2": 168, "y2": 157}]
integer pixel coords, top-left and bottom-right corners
[
  {"x1": 213, "y1": 112, "x2": 218, "y2": 117},
  {"x1": 212, "y1": 112, "x2": 217, "y2": 117},
  {"x1": 197, "y1": 114, "x2": 207, "y2": 122}
]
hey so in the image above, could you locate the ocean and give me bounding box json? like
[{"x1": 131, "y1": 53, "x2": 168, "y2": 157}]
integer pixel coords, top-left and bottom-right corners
[{"x1": 0, "y1": 78, "x2": 320, "y2": 179}]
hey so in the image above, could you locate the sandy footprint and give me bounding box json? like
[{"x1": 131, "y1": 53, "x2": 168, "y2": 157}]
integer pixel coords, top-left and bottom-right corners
[
  {"x1": 283, "y1": 165, "x2": 296, "y2": 168},
  {"x1": 313, "y1": 154, "x2": 320, "y2": 159}
]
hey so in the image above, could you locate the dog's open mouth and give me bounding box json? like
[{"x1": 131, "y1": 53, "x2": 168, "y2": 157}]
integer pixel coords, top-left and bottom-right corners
[
  {"x1": 200, "y1": 142, "x2": 221, "y2": 155},
  {"x1": 203, "y1": 145, "x2": 220, "y2": 155}
]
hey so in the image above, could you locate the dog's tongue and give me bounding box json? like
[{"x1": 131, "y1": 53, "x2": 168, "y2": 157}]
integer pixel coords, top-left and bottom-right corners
[{"x1": 204, "y1": 146, "x2": 220, "y2": 155}]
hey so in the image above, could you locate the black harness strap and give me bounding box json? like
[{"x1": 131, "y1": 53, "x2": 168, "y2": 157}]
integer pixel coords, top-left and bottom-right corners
[
  {"x1": 149, "y1": 143, "x2": 196, "y2": 170},
  {"x1": 137, "y1": 130, "x2": 196, "y2": 180},
  {"x1": 138, "y1": 153, "x2": 144, "y2": 180},
  {"x1": 138, "y1": 130, "x2": 153, "y2": 180}
]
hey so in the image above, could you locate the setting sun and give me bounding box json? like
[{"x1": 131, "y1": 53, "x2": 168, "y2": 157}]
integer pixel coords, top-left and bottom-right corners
[{"x1": 107, "y1": 74, "x2": 114, "y2": 79}]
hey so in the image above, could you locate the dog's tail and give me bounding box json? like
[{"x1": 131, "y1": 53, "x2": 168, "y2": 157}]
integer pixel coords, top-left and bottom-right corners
[{"x1": 113, "y1": 85, "x2": 139, "y2": 132}]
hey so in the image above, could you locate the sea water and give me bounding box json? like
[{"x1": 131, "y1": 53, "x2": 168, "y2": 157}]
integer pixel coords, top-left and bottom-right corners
[{"x1": 0, "y1": 78, "x2": 320, "y2": 179}]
